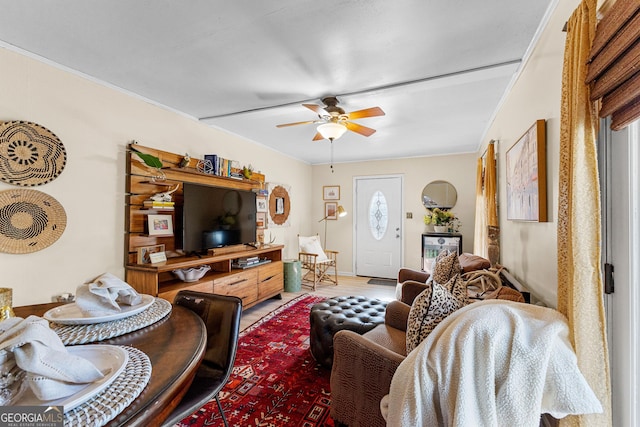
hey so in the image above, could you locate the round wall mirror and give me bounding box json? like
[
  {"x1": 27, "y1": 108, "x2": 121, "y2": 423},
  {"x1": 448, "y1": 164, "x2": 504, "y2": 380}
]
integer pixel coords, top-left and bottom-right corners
[{"x1": 422, "y1": 180, "x2": 457, "y2": 209}]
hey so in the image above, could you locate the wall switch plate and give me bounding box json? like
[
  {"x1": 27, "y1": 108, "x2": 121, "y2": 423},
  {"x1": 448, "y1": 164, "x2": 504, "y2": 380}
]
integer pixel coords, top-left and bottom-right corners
[{"x1": 406, "y1": 212, "x2": 413, "y2": 219}]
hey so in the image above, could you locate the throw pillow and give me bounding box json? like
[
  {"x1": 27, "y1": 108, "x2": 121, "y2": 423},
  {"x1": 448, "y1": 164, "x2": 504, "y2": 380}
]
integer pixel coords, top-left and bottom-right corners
[
  {"x1": 429, "y1": 250, "x2": 461, "y2": 285},
  {"x1": 298, "y1": 235, "x2": 328, "y2": 261},
  {"x1": 406, "y1": 274, "x2": 466, "y2": 354},
  {"x1": 459, "y1": 253, "x2": 491, "y2": 273},
  {"x1": 443, "y1": 273, "x2": 469, "y2": 306}
]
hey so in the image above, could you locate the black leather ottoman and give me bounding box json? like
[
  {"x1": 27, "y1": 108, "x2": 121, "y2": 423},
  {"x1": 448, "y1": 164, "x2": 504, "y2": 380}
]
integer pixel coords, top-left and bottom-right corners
[{"x1": 310, "y1": 295, "x2": 388, "y2": 368}]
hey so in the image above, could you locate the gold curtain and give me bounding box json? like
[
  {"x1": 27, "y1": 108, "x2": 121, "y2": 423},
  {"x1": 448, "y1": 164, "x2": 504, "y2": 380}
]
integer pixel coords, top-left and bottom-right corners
[
  {"x1": 473, "y1": 143, "x2": 498, "y2": 259},
  {"x1": 558, "y1": 0, "x2": 611, "y2": 425},
  {"x1": 473, "y1": 157, "x2": 487, "y2": 257},
  {"x1": 485, "y1": 143, "x2": 498, "y2": 228}
]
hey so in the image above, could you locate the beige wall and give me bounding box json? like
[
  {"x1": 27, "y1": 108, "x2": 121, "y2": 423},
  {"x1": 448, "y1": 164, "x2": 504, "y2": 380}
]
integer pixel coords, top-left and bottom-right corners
[
  {"x1": 311, "y1": 153, "x2": 477, "y2": 274},
  {"x1": 0, "y1": 47, "x2": 312, "y2": 306},
  {"x1": 478, "y1": 0, "x2": 580, "y2": 307}
]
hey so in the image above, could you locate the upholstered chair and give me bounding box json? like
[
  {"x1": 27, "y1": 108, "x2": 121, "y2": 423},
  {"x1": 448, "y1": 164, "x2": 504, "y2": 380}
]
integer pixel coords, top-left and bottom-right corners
[{"x1": 330, "y1": 280, "x2": 424, "y2": 427}]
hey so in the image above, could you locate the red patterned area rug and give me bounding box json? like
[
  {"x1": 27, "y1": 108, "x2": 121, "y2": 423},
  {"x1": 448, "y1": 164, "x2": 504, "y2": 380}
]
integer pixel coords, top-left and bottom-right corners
[{"x1": 177, "y1": 294, "x2": 335, "y2": 427}]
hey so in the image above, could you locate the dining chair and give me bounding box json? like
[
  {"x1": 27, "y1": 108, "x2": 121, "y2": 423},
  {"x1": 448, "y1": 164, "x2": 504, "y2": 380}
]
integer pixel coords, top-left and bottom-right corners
[{"x1": 162, "y1": 291, "x2": 242, "y2": 427}]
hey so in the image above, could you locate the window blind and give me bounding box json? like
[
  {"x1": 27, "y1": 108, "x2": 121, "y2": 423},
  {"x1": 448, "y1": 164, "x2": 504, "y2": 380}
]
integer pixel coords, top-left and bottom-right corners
[{"x1": 586, "y1": 0, "x2": 640, "y2": 130}]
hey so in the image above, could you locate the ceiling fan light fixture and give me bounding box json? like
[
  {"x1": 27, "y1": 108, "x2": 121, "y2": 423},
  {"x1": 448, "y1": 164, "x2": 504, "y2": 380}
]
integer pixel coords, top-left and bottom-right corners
[{"x1": 317, "y1": 122, "x2": 347, "y2": 141}]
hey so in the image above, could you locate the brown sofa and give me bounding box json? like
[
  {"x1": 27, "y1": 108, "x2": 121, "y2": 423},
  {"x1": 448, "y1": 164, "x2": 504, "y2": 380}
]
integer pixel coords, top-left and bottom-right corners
[{"x1": 330, "y1": 263, "x2": 521, "y2": 427}]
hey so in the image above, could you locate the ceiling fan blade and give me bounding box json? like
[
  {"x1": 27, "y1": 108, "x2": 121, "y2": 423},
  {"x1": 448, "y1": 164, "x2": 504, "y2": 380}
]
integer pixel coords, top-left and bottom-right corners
[
  {"x1": 303, "y1": 103, "x2": 326, "y2": 115},
  {"x1": 345, "y1": 121, "x2": 377, "y2": 137},
  {"x1": 312, "y1": 132, "x2": 324, "y2": 141},
  {"x1": 347, "y1": 106, "x2": 385, "y2": 120},
  {"x1": 276, "y1": 120, "x2": 318, "y2": 128}
]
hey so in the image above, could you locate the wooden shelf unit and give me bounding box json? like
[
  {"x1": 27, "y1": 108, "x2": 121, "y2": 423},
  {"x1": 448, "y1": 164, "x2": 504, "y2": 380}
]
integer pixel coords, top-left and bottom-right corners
[
  {"x1": 126, "y1": 244, "x2": 284, "y2": 309},
  {"x1": 125, "y1": 144, "x2": 281, "y2": 309}
]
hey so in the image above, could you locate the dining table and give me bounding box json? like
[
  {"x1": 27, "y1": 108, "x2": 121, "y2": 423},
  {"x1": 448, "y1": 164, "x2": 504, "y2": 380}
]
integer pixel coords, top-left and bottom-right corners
[{"x1": 13, "y1": 300, "x2": 207, "y2": 427}]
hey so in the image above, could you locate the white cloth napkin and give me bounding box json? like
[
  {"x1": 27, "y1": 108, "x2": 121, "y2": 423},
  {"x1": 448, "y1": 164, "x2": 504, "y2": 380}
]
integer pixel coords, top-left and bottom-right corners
[
  {"x1": 76, "y1": 273, "x2": 142, "y2": 317},
  {"x1": 0, "y1": 316, "x2": 104, "y2": 401}
]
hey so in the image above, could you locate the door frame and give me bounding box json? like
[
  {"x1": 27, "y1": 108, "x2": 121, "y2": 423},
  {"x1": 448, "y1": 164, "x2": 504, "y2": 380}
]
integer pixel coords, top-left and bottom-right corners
[
  {"x1": 600, "y1": 118, "x2": 639, "y2": 427},
  {"x1": 352, "y1": 174, "x2": 404, "y2": 276}
]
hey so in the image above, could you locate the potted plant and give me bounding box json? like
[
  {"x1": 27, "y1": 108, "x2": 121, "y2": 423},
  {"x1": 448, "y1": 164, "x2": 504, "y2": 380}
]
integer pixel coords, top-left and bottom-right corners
[{"x1": 424, "y1": 208, "x2": 458, "y2": 233}]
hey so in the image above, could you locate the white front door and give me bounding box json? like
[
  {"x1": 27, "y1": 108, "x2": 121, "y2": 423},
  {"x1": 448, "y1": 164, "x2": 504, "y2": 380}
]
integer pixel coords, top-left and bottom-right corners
[{"x1": 354, "y1": 175, "x2": 403, "y2": 279}]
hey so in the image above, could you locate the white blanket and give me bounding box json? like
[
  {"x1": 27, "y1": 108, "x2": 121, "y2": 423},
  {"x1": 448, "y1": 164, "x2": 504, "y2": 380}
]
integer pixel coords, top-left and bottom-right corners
[{"x1": 382, "y1": 300, "x2": 602, "y2": 427}]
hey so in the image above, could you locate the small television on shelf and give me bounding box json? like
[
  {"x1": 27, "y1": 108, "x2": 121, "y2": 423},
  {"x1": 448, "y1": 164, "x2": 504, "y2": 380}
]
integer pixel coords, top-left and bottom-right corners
[{"x1": 181, "y1": 182, "x2": 257, "y2": 254}]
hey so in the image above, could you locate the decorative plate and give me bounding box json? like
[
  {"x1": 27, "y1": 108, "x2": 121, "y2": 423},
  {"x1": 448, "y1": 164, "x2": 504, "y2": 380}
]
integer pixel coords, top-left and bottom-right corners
[
  {"x1": 0, "y1": 189, "x2": 67, "y2": 254},
  {"x1": 43, "y1": 294, "x2": 155, "y2": 325},
  {"x1": 0, "y1": 120, "x2": 67, "y2": 186}
]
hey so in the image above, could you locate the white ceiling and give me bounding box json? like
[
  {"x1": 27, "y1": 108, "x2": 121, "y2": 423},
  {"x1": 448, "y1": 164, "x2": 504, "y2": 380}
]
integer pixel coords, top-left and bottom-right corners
[{"x1": 0, "y1": 1, "x2": 554, "y2": 165}]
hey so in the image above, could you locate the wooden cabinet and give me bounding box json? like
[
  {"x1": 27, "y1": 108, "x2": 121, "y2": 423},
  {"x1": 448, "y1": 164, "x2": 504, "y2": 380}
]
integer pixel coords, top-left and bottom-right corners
[
  {"x1": 257, "y1": 261, "x2": 284, "y2": 299},
  {"x1": 125, "y1": 245, "x2": 284, "y2": 309},
  {"x1": 124, "y1": 143, "x2": 282, "y2": 309}
]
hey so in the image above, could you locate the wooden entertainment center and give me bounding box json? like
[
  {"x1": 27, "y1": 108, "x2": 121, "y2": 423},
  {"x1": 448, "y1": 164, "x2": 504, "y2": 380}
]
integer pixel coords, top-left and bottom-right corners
[{"x1": 124, "y1": 143, "x2": 284, "y2": 309}]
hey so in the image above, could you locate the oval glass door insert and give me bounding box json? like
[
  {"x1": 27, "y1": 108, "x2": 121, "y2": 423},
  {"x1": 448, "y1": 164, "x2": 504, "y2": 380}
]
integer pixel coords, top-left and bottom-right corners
[{"x1": 369, "y1": 190, "x2": 388, "y2": 240}]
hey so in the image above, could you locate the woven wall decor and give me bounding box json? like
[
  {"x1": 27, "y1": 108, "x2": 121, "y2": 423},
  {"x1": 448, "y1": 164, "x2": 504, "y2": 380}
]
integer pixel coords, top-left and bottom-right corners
[
  {"x1": 0, "y1": 120, "x2": 67, "y2": 186},
  {"x1": 0, "y1": 189, "x2": 67, "y2": 254}
]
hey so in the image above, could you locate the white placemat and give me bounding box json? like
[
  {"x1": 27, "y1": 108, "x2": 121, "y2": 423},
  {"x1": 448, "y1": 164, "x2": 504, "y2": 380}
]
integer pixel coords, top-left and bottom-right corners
[
  {"x1": 64, "y1": 346, "x2": 151, "y2": 427},
  {"x1": 51, "y1": 298, "x2": 172, "y2": 345}
]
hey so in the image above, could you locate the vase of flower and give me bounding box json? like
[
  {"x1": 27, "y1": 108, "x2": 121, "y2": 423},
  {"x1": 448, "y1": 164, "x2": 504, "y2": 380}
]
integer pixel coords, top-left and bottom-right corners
[{"x1": 424, "y1": 208, "x2": 458, "y2": 234}]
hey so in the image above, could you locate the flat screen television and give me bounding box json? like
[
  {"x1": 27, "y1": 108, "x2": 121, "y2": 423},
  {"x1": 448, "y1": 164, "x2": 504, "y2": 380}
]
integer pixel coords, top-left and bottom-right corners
[{"x1": 181, "y1": 182, "x2": 257, "y2": 254}]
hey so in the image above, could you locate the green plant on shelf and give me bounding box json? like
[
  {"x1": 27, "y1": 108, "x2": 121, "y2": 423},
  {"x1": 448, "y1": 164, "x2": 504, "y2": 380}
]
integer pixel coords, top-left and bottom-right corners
[
  {"x1": 423, "y1": 208, "x2": 461, "y2": 232},
  {"x1": 130, "y1": 143, "x2": 165, "y2": 181}
]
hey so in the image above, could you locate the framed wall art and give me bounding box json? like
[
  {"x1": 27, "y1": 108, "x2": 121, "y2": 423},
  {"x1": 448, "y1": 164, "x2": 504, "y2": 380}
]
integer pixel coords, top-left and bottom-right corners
[
  {"x1": 147, "y1": 214, "x2": 174, "y2": 236},
  {"x1": 324, "y1": 202, "x2": 338, "y2": 220},
  {"x1": 323, "y1": 185, "x2": 340, "y2": 200},
  {"x1": 506, "y1": 119, "x2": 547, "y2": 222},
  {"x1": 256, "y1": 196, "x2": 267, "y2": 212}
]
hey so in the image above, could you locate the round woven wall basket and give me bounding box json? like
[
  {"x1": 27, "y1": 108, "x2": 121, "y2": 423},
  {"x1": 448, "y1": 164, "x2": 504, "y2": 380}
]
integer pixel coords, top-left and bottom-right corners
[
  {"x1": 0, "y1": 120, "x2": 67, "y2": 186},
  {"x1": 0, "y1": 189, "x2": 67, "y2": 254}
]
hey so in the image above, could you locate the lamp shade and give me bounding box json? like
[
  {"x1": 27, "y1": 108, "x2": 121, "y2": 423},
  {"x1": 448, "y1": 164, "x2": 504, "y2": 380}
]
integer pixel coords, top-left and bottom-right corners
[
  {"x1": 337, "y1": 205, "x2": 347, "y2": 217},
  {"x1": 317, "y1": 122, "x2": 347, "y2": 140}
]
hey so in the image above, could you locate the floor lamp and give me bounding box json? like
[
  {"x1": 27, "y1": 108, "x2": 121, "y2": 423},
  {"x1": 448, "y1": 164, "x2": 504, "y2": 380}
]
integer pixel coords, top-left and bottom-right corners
[{"x1": 319, "y1": 205, "x2": 347, "y2": 248}]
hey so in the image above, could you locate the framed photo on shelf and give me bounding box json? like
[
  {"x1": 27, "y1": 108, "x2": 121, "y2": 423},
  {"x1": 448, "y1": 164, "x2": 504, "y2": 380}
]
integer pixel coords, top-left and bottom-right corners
[
  {"x1": 506, "y1": 119, "x2": 547, "y2": 222},
  {"x1": 137, "y1": 244, "x2": 166, "y2": 264},
  {"x1": 323, "y1": 185, "x2": 340, "y2": 200},
  {"x1": 256, "y1": 212, "x2": 266, "y2": 228},
  {"x1": 325, "y1": 202, "x2": 338, "y2": 220},
  {"x1": 256, "y1": 196, "x2": 268, "y2": 212},
  {"x1": 147, "y1": 214, "x2": 174, "y2": 236}
]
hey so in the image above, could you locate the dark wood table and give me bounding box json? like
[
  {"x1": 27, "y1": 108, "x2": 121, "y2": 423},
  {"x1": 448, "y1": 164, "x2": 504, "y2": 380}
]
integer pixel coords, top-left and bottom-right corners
[{"x1": 14, "y1": 302, "x2": 207, "y2": 427}]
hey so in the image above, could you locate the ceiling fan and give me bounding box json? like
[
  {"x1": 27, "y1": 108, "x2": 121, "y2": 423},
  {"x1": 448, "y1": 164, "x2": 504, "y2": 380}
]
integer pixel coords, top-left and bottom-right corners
[{"x1": 276, "y1": 96, "x2": 385, "y2": 141}]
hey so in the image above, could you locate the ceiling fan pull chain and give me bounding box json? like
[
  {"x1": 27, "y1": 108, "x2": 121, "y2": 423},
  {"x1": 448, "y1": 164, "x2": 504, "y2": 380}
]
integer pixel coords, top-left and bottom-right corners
[{"x1": 330, "y1": 140, "x2": 334, "y2": 173}]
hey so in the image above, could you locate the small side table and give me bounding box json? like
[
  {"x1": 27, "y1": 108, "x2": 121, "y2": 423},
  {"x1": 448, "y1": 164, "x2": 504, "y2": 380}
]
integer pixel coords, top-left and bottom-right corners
[{"x1": 283, "y1": 259, "x2": 302, "y2": 292}]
